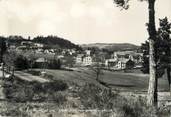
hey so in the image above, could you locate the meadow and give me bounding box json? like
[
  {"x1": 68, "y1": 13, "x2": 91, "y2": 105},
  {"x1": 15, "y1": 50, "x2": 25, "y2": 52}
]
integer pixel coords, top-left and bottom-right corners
[
  {"x1": 0, "y1": 68, "x2": 170, "y2": 117},
  {"x1": 39, "y1": 68, "x2": 169, "y2": 92}
]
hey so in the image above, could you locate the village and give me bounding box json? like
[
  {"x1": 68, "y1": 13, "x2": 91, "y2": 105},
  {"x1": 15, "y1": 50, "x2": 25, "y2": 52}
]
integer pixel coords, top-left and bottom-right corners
[
  {"x1": 6, "y1": 40, "x2": 143, "y2": 71},
  {"x1": 0, "y1": 0, "x2": 170, "y2": 116}
]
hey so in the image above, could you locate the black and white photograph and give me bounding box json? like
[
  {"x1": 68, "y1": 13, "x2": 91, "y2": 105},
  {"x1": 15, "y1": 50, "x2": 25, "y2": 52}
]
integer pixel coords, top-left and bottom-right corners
[{"x1": 0, "y1": 0, "x2": 171, "y2": 116}]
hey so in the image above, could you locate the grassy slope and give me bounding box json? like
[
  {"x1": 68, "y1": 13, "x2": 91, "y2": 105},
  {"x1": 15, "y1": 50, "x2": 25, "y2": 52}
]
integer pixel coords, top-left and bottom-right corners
[
  {"x1": 44, "y1": 68, "x2": 169, "y2": 92},
  {"x1": 1, "y1": 68, "x2": 169, "y2": 117}
]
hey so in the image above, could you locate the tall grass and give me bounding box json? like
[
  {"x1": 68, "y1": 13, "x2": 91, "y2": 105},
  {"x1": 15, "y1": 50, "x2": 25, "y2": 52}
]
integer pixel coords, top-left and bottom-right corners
[
  {"x1": 78, "y1": 83, "x2": 156, "y2": 117},
  {"x1": 1, "y1": 76, "x2": 164, "y2": 117},
  {"x1": 3, "y1": 77, "x2": 68, "y2": 103}
]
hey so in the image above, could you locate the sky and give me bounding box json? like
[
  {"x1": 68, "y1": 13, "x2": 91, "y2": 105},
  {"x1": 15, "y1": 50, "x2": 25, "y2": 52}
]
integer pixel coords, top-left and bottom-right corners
[{"x1": 0, "y1": 0, "x2": 170, "y2": 45}]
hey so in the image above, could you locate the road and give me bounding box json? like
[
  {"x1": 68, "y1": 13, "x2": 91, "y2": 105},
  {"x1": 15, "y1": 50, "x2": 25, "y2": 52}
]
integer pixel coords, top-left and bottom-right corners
[
  {"x1": 14, "y1": 71, "x2": 49, "y2": 83},
  {"x1": 0, "y1": 70, "x2": 49, "y2": 83}
]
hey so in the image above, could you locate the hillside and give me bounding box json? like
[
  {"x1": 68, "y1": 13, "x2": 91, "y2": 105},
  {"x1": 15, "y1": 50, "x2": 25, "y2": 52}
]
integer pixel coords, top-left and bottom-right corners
[
  {"x1": 81, "y1": 43, "x2": 140, "y2": 51},
  {"x1": 5, "y1": 35, "x2": 82, "y2": 50},
  {"x1": 32, "y1": 36, "x2": 81, "y2": 49},
  {"x1": 33, "y1": 68, "x2": 168, "y2": 92}
]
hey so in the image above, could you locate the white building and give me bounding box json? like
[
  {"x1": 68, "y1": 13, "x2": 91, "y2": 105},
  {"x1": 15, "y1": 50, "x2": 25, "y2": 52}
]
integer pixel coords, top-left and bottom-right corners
[
  {"x1": 85, "y1": 50, "x2": 91, "y2": 56},
  {"x1": 117, "y1": 59, "x2": 127, "y2": 69},
  {"x1": 75, "y1": 54, "x2": 93, "y2": 66},
  {"x1": 34, "y1": 43, "x2": 44, "y2": 48},
  {"x1": 105, "y1": 51, "x2": 143, "y2": 70},
  {"x1": 82, "y1": 56, "x2": 93, "y2": 66},
  {"x1": 76, "y1": 54, "x2": 84, "y2": 65}
]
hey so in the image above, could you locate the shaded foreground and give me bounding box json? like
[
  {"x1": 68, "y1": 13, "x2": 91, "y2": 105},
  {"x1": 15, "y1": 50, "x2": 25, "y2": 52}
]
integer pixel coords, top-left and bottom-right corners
[
  {"x1": 0, "y1": 75, "x2": 170, "y2": 117},
  {"x1": 0, "y1": 68, "x2": 170, "y2": 117}
]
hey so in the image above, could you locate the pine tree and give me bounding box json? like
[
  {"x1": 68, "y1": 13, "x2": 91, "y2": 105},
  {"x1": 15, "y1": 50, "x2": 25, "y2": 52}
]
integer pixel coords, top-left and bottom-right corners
[
  {"x1": 113, "y1": 0, "x2": 157, "y2": 107},
  {"x1": 0, "y1": 37, "x2": 7, "y2": 63}
]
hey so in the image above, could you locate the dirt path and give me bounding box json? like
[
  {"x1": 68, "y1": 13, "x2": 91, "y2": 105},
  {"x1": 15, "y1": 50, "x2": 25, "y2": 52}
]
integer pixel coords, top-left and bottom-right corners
[{"x1": 14, "y1": 71, "x2": 49, "y2": 83}]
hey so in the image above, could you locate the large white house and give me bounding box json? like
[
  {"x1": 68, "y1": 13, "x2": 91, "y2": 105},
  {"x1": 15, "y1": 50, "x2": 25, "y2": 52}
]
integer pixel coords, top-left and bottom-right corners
[
  {"x1": 76, "y1": 54, "x2": 93, "y2": 66},
  {"x1": 75, "y1": 50, "x2": 93, "y2": 66},
  {"x1": 83, "y1": 56, "x2": 93, "y2": 66},
  {"x1": 105, "y1": 51, "x2": 143, "y2": 70}
]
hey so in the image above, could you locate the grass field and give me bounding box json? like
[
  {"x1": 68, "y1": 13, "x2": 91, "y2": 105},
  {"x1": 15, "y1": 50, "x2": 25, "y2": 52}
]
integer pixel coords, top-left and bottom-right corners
[
  {"x1": 2, "y1": 68, "x2": 170, "y2": 117},
  {"x1": 39, "y1": 67, "x2": 169, "y2": 92}
]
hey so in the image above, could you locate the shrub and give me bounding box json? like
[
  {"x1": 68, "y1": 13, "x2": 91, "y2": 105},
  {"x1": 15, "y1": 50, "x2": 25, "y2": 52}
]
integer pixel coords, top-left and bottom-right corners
[
  {"x1": 48, "y1": 59, "x2": 61, "y2": 69},
  {"x1": 3, "y1": 78, "x2": 68, "y2": 103},
  {"x1": 14, "y1": 55, "x2": 30, "y2": 70},
  {"x1": 78, "y1": 83, "x2": 156, "y2": 117},
  {"x1": 42, "y1": 81, "x2": 68, "y2": 92},
  {"x1": 26, "y1": 70, "x2": 40, "y2": 76}
]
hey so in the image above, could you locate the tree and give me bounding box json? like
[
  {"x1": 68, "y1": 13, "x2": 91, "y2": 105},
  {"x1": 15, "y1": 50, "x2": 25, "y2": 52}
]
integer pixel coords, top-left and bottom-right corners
[
  {"x1": 157, "y1": 18, "x2": 171, "y2": 92},
  {"x1": 0, "y1": 37, "x2": 7, "y2": 63},
  {"x1": 91, "y1": 62, "x2": 103, "y2": 82},
  {"x1": 141, "y1": 41, "x2": 150, "y2": 74},
  {"x1": 14, "y1": 55, "x2": 29, "y2": 70},
  {"x1": 27, "y1": 51, "x2": 37, "y2": 70},
  {"x1": 48, "y1": 59, "x2": 61, "y2": 69},
  {"x1": 141, "y1": 18, "x2": 171, "y2": 89},
  {"x1": 113, "y1": 0, "x2": 158, "y2": 106},
  {"x1": 3, "y1": 50, "x2": 18, "y2": 67},
  {"x1": 126, "y1": 59, "x2": 135, "y2": 69},
  {"x1": 91, "y1": 55, "x2": 104, "y2": 82}
]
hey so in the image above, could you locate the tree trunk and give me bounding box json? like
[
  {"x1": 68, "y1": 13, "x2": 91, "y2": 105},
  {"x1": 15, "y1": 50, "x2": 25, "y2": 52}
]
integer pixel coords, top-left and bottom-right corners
[
  {"x1": 0, "y1": 45, "x2": 3, "y2": 63},
  {"x1": 147, "y1": 39, "x2": 157, "y2": 107},
  {"x1": 147, "y1": 0, "x2": 158, "y2": 107},
  {"x1": 166, "y1": 47, "x2": 171, "y2": 93},
  {"x1": 167, "y1": 67, "x2": 171, "y2": 92}
]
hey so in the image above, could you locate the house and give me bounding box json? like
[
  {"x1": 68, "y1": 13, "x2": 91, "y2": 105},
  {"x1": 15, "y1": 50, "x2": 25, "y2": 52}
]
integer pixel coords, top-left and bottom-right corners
[
  {"x1": 113, "y1": 51, "x2": 142, "y2": 63},
  {"x1": 76, "y1": 54, "x2": 84, "y2": 65},
  {"x1": 57, "y1": 55, "x2": 64, "y2": 59},
  {"x1": 85, "y1": 50, "x2": 91, "y2": 56},
  {"x1": 105, "y1": 51, "x2": 143, "y2": 70},
  {"x1": 117, "y1": 59, "x2": 128, "y2": 69},
  {"x1": 105, "y1": 58, "x2": 129, "y2": 70},
  {"x1": 105, "y1": 59, "x2": 118, "y2": 69},
  {"x1": 82, "y1": 56, "x2": 93, "y2": 66},
  {"x1": 9, "y1": 45, "x2": 16, "y2": 50},
  {"x1": 21, "y1": 41, "x2": 33, "y2": 47},
  {"x1": 34, "y1": 43, "x2": 44, "y2": 48},
  {"x1": 35, "y1": 57, "x2": 48, "y2": 68},
  {"x1": 75, "y1": 54, "x2": 93, "y2": 66}
]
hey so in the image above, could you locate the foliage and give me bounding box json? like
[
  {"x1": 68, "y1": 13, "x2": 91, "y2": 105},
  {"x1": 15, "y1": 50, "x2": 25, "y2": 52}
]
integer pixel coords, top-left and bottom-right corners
[
  {"x1": 3, "y1": 51, "x2": 17, "y2": 67},
  {"x1": 78, "y1": 83, "x2": 156, "y2": 117},
  {"x1": 62, "y1": 55, "x2": 75, "y2": 67},
  {"x1": 26, "y1": 70, "x2": 41, "y2": 76},
  {"x1": 91, "y1": 56, "x2": 104, "y2": 81},
  {"x1": 3, "y1": 77, "x2": 68, "y2": 103},
  {"x1": 27, "y1": 52, "x2": 37, "y2": 69},
  {"x1": 141, "y1": 18, "x2": 171, "y2": 78},
  {"x1": 126, "y1": 59, "x2": 135, "y2": 69},
  {"x1": 33, "y1": 35, "x2": 82, "y2": 50},
  {"x1": 14, "y1": 55, "x2": 30, "y2": 70},
  {"x1": 2, "y1": 35, "x2": 82, "y2": 51},
  {"x1": 0, "y1": 36, "x2": 7, "y2": 62},
  {"x1": 48, "y1": 59, "x2": 61, "y2": 69},
  {"x1": 7, "y1": 35, "x2": 26, "y2": 46},
  {"x1": 113, "y1": 0, "x2": 130, "y2": 9}
]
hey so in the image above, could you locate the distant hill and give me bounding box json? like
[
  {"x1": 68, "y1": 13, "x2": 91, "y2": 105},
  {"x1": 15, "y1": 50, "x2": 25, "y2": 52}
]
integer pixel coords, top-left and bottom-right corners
[
  {"x1": 6, "y1": 35, "x2": 82, "y2": 50},
  {"x1": 32, "y1": 36, "x2": 81, "y2": 49},
  {"x1": 81, "y1": 43, "x2": 140, "y2": 51}
]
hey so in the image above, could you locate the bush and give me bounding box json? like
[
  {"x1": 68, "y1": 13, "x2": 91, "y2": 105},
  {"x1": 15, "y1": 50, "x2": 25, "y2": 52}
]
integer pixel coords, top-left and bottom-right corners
[
  {"x1": 48, "y1": 59, "x2": 61, "y2": 69},
  {"x1": 26, "y1": 70, "x2": 41, "y2": 76},
  {"x1": 14, "y1": 55, "x2": 30, "y2": 70},
  {"x1": 3, "y1": 78, "x2": 68, "y2": 103},
  {"x1": 78, "y1": 83, "x2": 156, "y2": 117}
]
